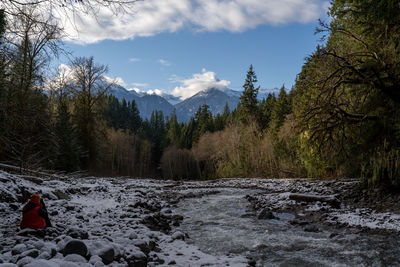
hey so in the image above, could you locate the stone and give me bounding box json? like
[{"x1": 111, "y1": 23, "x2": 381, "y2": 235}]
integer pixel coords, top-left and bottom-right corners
[
  {"x1": 171, "y1": 231, "x2": 185, "y2": 241},
  {"x1": 20, "y1": 249, "x2": 39, "y2": 259},
  {"x1": 128, "y1": 232, "x2": 138, "y2": 240},
  {"x1": 63, "y1": 240, "x2": 88, "y2": 258},
  {"x1": 99, "y1": 247, "x2": 114, "y2": 265},
  {"x1": 53, "y1": 190, "x2": 70, "y2": 200},
  {"x1": 304, "y1": 225, "x2": 319, "y2": 233},
  {"x1": 37, "y1": 251, "x2": 51, "y2": 260},
  {"x1": 17, "y1": 229, "x2": 46, "y2": 238},
  {"x1": 67, "y1": 228, "x2": 89, "y2": 239},
  {"x1": 11, "y1": 244, "x2": 27, "y2": 256},
  {"x1": 89, "y1": 255, "x2": 103, "y2": 265},
  {"x1": 16, "y1": 256, "x2": 34, "y2": 266},
  {"x1": 9, "y1": 204, "x2": 18, "y2": 211},
  {"x1": 33, "y1": 241, "x2": 45, "y2": 250},
  {"x1": 125, "y1": 248, "x2": 147, "y2": 267},
  {"x1": 64, "y1": 254, "x2": 88, "y2": 263},
  {"x1": 257, "y1": 209, "x2": 276, "y2": 220}
]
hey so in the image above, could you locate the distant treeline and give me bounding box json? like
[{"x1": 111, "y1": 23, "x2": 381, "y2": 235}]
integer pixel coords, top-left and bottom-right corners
[{"x1": 0, "y1": 1, "x2": 399, "y2": 189}]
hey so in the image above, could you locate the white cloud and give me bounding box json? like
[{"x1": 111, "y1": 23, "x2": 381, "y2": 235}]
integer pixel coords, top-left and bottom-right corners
[
  {"x1": 55, "y1": 0, "x2": 329, "y2": 44},
  {"x1": 171, "y1": 69, "x2": 230, "y2": 100},
  {"x1": 129, "y1": 58, "x2": 141, "y2": 62},
  {"x1": 146, "y1": 89, "x2": 164, "y2": 96},
  {"x1": 159, "y1": 59, "x2": 171, "y2": 66},
  {"x1": 103, "y1": 76, "x2": 127, "y2": 87}
]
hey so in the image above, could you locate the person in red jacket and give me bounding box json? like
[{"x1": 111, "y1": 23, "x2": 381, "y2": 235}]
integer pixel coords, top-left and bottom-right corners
[{"x1": 20, "y1": 194, "x2": 52, "y2": 229}]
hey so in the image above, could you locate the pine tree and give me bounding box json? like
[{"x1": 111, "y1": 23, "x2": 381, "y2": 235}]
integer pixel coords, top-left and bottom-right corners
[
  {"x1": 166, "y1": 112, "x2": 182, "y2": 147},
  {"x1": 54, "y1": 96, "x2": 80, "y2": 172},
  {"x1": 181, "y1": 118, "x2": 197, "y2": 149},
  {"x1": 269, "y1": 85, "x2": 291, "y2": 139},
  {"x1": 259, "y1": 93, "x2": 276, "y2": 130},
  {"x1": 195, "y1": 104, "x2": 214, "y2": 138},
  {"x1": 238, "y1": 65, "x2": 260, "y2": 124},
  {"x1": 128, "y1": 99, "x2": 141, "y2": 134}
]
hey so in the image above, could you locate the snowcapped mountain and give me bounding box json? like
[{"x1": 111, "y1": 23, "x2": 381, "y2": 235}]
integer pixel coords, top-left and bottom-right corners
[
  {"x1": 108, "y1": 82, "x2": 280, "y2": 122},
  {"x1": 109, "y1": 83, "x2": 140, "y2": 103},
  {"x1": 108, "y1": 84, "x2": 175, "y2": 120},
  {"x1": 174, "y1": 88, "x2": 240, "y2": 122},
  {"x1": 136, "y1": 94, "x2": 175, "y2": 120}
]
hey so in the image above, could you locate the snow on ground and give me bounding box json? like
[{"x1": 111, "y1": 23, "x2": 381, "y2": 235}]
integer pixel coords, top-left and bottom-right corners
[
  {"x1": 0, "y1": 170, "x2": 247, "y2": 266},
  {"x1": 328, "y1": 209, "x2": 400, "y2": 231},
  {"x1": 0, "y1": 170, "x2": 399, "y2": 267}
]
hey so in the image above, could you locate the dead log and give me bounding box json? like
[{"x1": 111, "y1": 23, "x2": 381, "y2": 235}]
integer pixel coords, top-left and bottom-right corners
[{"x1": 289, "y1": 193, "x2": 341, "y2": 208}]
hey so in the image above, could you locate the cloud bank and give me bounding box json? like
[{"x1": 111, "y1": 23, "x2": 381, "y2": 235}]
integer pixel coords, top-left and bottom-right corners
[
  {"x1": 58, "y1": 0, "x2": 329, "y2": 44},
  {"x1": 171, "y1": 69, "x2": 230, "y2": 100}
]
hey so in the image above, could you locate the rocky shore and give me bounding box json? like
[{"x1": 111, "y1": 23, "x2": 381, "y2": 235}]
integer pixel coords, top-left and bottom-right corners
[{"x1": 0, "y1": 170, "x2": 399, "y2": 266}]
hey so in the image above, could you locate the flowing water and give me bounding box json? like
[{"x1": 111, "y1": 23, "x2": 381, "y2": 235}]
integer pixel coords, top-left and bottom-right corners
[{"x1": 175, "y1": 188, "x2": 400, "y2": 266}]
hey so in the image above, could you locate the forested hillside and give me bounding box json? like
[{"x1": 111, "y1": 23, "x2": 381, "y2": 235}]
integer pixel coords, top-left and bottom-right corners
[{"x1": 0, "y1": 0, "x2": 399, "y2": 189}]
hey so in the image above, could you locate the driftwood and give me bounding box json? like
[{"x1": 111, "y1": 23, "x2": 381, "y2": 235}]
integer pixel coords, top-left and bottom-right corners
[{"x1": 289, "y1": 193, "x2": 341, "y2": 208}]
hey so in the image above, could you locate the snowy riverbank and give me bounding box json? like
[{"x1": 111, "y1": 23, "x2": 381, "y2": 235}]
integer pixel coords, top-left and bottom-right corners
[{"x1": 1, "y1": 170, "x2": 399, "y2": 266}]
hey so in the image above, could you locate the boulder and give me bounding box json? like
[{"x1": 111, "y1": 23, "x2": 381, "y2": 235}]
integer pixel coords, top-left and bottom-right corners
[
  {"x1": 63, "y1": 240, "x2": 88, "y2": 258},
  {"x1": 125, "y1": 248, "x2": 147, "y2": 267},
  {"x1": 11, "y1": 244, "x2": 27, "y2": 256},
  {"x1": 257, "y1": 209, "x2": 276, "y2": 220},
  {"x1": 64, "y1": 254, "x2": 88, "y2": 263},
  {"x1": 16, "y1": 256, "x2": 34, "y2": 266},
  {"x1": 20, "y1": 249, "x2": 39, "y2": 259},
  {"x1": 98, "y1": 247, "x2": 114, "y2": 265}
]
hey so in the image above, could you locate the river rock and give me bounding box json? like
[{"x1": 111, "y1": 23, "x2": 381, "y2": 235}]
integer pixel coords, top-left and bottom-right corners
[
  {"x1": 20, "y1": 249, "x2": 39, "y2": 259},
  {"x1": 63, "y1": 240, "x2": 88, "y2": 258},
  {"x1": 52, "y1": 190, "x2": 70, "y2": 200},
  {"x1": 11, "y1": 244, "x2": 27, "y2": 256},
  {"x1": 125, "y1": 248, "x2": 147, "y2": 267},
  {"x1": 98, "y1": 247, "x2": 115, "y2": 264},
  {"x1": 37, "y1": 251, "x2": 51, "y2": 260},
  {"x1": 16, "y1": 256, "x2": 34, "y2": 266},
  {"x1": 304, "y1": 225, "x2": 319, "y2": 233},
  {"x1": 64, "y1": 254, "x2": 88, "y2": 263},
  {"x1": 67, "y1": 227, "x2": 89, "y2": 239},
  {"x1": 171, "y1": 231, "x2": 185, "y2": 241},
  {"x1": 25, "y1": 259, "x2": 56, "y2": 267},
  {"x1": 257, "y1": 209, "x2": 276, "y2": 220}
]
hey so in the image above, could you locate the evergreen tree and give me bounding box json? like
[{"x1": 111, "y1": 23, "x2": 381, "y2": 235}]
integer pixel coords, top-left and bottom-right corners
[
  {"x1": 237, "y1": 65, "x2": 260, "y2": 124},
  {"x1": 166, "y1": 112, "x2": 182, "y2": 147},
  {"x1": 181, "y1": 118, "x2": 197, "y2": 149},
  {"x1": 194, "y1": 104, "x2": 214, "y2": 139},
  {"x1": 54, "y1": 96, "x2": 80, "y2": 172},
  {"x1": 269, "y1": 85, "x2": 291, "y2": 139},
  {"x1": 128, "y1": 100, "x2": 141, "y2": 134},
  {"x1": 259, "y1": 93, "x2": 276, "y2": 130},
  {"x1": 148, "y1": 110, "x2": 166, "y2": 169}
]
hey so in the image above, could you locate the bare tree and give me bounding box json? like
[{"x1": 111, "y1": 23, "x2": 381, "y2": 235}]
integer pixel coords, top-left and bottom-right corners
[
  {"x1": 1, "y1": 0, "x2": 141, "y2": 34},
  {"x1": 69, "y1": 56, "x2": 110, "y2": 169},
  {"x1": 0, "y1": 6, "x2": 62, "y2": 170}
]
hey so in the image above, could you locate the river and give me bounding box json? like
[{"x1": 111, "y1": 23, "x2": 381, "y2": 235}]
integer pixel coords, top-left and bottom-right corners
[{"x1": 174, "y1": 188, "x2": 400, "y2": 266}]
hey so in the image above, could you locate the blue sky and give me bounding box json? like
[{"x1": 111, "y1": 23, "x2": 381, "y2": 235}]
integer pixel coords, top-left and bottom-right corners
[{"x1": 57, "y1": 0, "x2": 330, "y2": 99}]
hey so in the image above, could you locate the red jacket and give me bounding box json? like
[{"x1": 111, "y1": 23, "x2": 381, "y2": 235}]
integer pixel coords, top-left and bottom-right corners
[{"x1": 20, "y1": 202, "x2": 46, "y2": 229}]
